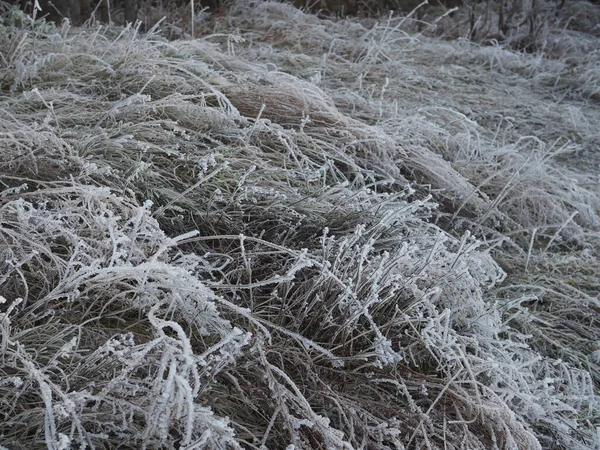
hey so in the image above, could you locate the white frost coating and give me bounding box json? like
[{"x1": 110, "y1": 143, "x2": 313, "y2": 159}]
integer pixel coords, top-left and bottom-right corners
[{"x1": 1, "y1": 2, "x2": 599, "y2": 449}]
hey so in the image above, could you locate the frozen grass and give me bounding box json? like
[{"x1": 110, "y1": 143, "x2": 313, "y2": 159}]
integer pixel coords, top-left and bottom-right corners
[{"x1": 1, "y1": 1, "x2": 599, "y2": 449}]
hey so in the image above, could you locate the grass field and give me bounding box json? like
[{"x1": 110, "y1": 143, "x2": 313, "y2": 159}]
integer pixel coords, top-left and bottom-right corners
[{"x1": 1, "y1": 1, "x2": 599, "y2": 448}]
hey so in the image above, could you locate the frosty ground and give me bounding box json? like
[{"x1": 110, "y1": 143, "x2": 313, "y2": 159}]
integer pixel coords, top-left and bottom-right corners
[{"x1": 1, "y1": 1, "x2": 599, "y2": 449}]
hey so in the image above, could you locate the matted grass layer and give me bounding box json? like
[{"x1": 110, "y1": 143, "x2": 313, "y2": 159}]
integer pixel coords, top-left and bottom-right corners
[{"x1": 1, "y1": 1, "x2": 599, "y2": 449}]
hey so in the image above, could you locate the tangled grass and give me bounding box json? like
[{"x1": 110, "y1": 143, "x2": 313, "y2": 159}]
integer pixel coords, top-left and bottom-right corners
[{"x1": 1, "y1": 1, "x2": 599, "y2": 449}]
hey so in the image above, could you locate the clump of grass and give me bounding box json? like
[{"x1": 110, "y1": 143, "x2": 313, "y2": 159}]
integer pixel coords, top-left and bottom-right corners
[{"x1": 0, "y1": 183, "x2": 249, "y2": 448}]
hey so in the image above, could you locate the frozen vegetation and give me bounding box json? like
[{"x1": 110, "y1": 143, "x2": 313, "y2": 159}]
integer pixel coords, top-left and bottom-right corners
[{"x1": 0, "y1": 1, "x2": 599, "y2": 448}]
